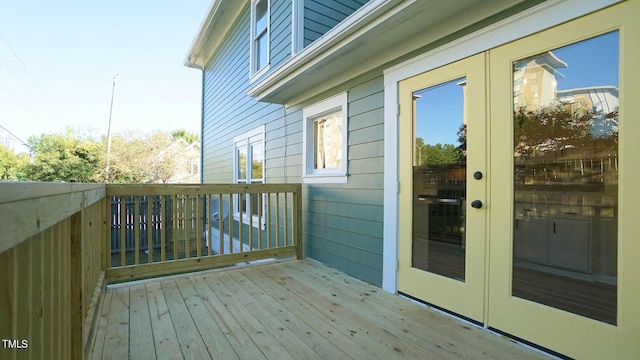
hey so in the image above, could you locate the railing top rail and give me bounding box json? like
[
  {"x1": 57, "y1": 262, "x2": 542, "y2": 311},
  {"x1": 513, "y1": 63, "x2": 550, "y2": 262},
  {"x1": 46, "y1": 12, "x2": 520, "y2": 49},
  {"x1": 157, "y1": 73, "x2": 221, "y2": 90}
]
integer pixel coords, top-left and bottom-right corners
[
  {"x1": 0, "y1": 182, "x2": 107, "y2": 254},
  {"x1": 0, "y1": 182, "x2": 105, "y2": 204},
  {"x1": 106, "y1": 183, "x2": 301, "y2": 196}
]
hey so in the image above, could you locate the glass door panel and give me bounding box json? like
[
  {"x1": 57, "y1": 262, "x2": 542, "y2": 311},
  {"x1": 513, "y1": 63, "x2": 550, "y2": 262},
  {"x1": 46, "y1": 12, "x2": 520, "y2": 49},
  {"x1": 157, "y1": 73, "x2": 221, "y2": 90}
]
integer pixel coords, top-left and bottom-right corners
[
  {"x1": 511, "y1": 31, "x2": 619, "y2": 325},
  {"x1": 488, "y1": 2, "x2": 639, "y2": 357},
  {"x1": 412, "y1": 77, "x2": 468, "y2": 282},
  {"x1": 398, "y1": 53, "x2": 486, "y2": 323}
]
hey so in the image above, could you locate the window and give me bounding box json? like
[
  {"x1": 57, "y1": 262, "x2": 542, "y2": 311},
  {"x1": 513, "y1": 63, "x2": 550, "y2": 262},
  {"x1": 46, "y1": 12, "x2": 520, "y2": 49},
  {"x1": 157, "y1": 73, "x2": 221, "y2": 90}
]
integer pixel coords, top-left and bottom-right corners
[
  {"x1": 251, "y1": 0, "x2": 270, "y2": 77},
  {"x1": 291, "y1": 0, "x2": 304, "y2": 54},
  {"x1": 233, "y1": 126, "x2": 265, "y2": 226},
  {"x1": 302, "y1": 92, "x2": 348, "y2": 183}
]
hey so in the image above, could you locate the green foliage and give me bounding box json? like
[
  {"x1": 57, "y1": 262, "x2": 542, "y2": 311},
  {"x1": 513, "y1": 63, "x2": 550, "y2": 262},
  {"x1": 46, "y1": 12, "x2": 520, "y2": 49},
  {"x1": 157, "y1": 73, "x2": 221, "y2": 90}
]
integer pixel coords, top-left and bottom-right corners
[
  {"x1": 415, "y1": 137, "x2": 463, "y2": 166},
  {"x1": 170, "y1": 129, "x2": 199, "y2": 144},
  {"x1": 2, "y1": 128, "x2": 199, "y2": 183},
  {"x1": 23, "y1": 128, "x2": 101, "y2": 182},
  {"x1": 0, "y1": 144, "x2": 29, "y2": 180},
  {"x1": 514, "y1": 101, "x2": 618, "y2": 158}
]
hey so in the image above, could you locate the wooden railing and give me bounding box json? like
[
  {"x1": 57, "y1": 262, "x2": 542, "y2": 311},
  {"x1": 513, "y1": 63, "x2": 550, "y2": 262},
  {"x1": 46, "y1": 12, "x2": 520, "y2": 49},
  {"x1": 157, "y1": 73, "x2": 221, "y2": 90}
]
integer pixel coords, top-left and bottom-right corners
[
  {"x1": 0, "y1": 183, "x2": 108, "y2": 360},
  {"x1": 0, "y1": 182, "x2": 302, "y2": 359},
  {"x1": 105, "y1": 183, "x2": 303, "y2": 283}
]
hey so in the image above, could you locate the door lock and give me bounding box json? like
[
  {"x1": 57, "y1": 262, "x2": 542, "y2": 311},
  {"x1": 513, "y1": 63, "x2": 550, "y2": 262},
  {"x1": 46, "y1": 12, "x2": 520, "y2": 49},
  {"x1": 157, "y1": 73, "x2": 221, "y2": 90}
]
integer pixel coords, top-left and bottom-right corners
[{"x1": 471, "y1": 200, "x2": 483, "y2": 209}]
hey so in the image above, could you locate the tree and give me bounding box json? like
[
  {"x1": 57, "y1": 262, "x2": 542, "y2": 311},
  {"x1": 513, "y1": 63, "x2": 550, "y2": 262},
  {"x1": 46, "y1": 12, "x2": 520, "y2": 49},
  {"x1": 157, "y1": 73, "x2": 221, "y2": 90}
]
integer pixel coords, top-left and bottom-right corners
[
  {"x1": 415, "y1": 137, "x2": 463, "y2": 166},
  {"x1": 99, "y1": 130, "x2": 196, "y2": 183},
  {"x1": 23, "y1": 128, "x2": 101, "y2": 182},
  {"x1": 170, "y1": 129, "x2": 199, "y2": 144},
  {"x1": 0, "y1": 145, "x2": 29, "y2": 180}
]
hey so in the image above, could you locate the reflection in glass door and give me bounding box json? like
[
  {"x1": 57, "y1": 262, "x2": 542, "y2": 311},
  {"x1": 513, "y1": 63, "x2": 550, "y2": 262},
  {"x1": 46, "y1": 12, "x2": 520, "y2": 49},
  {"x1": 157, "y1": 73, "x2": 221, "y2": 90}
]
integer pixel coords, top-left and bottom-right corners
[
  {"x1": 511, "y1": 31, "x2": 619, "y2": 325},
  {"x1": 412, "y1": 78, "x2": 468, "y2": 282}
]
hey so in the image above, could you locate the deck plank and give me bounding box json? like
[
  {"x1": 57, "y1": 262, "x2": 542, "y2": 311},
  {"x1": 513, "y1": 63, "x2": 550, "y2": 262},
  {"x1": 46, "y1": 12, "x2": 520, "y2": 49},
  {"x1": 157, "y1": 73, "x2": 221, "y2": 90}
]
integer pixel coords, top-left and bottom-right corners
[
  {"x1": 101, "y1": 287, "x2": 130, "y2": 360},
  {"x1": 296, "y1": 261, "x2": 543, "y2": 359},
  {"x1": 238, "y1": 267, "x2": 389, "y2": 360},
  {"x1": 173, "y1": 277, "x2": 240, "y2": 359},
  {"x1": 201, "y1": 273, "x2": 297, "y2": 360},
  {"x1": 145, "y1": 282, "x2": 182, "y2": 360},
  {"x1": 229, "y1": 268, "x2": 365, "y2": 360},
  {"x1": 89, "y1": 290, "x2": 113, "y2": 360},
  {"x1": 128, "y1": 285, "x2": 156, "y2": 360},
  {"x1": 160, "y1": 279, "x2": 210, "y2": 359},
  {"x1": 256, "y1": 262, "x2": 440, "y2": 359},
  {"x1": 189, "y1": 276, "x2": 268, "y2": 360},
  {"x1": 92, "y1": 260, "x2": 548, "y2": 360},
  {"x1": 215, "y1": 270, "x2": 326, "y2": 359}
]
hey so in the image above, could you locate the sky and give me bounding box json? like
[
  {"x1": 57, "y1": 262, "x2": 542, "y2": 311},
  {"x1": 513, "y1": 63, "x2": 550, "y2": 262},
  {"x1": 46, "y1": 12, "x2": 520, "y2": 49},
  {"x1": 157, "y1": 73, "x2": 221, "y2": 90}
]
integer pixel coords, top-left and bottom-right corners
[{"x1": 0, "y1": 0, "x2": 211, "y2": 153}]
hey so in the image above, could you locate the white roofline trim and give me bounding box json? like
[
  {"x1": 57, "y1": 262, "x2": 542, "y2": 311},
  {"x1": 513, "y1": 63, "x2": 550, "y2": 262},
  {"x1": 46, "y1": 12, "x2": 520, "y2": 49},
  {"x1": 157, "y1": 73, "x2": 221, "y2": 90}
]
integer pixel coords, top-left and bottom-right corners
[{"x1": 245, "y1": 0, "x2": 408, "y2": 100}]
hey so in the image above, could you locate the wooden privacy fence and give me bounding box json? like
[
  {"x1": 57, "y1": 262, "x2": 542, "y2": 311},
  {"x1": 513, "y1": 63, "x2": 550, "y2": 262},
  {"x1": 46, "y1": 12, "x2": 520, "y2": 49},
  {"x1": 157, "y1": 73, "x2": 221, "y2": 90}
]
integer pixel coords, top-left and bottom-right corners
[
  {"x1": 105, "y1": 183, "x2": 303, "y2": 283},
  {"x1": 0, "y1": 183, "x2": 108, "y2": 360}
]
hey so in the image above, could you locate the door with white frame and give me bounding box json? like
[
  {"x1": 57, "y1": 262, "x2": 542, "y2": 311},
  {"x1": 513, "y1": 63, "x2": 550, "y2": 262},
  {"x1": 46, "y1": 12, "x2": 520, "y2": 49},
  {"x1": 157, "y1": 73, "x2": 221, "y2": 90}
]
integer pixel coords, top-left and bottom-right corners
[{"x1": 397, "y1": 2, "x2": 640, "y2": 357}]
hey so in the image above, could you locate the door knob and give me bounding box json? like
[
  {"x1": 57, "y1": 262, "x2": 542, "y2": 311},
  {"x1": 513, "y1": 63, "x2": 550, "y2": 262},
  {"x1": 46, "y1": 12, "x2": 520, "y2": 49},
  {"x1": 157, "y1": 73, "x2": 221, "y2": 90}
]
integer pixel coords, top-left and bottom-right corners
[
  {"x1": 471, "y1": 200, "x2": 483, "y2": 209},
  {"x1": 474, "y1": 171, "x2": 483, "y2": 180}
]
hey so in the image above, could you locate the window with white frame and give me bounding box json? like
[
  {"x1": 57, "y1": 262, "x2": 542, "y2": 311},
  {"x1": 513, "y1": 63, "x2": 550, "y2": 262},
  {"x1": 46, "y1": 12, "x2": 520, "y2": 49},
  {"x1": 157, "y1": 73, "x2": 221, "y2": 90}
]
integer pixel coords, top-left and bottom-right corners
[
  {"x1": 302, "y1": 92, "x2": 348, "y2": 183},
  {"x1": 233, "y1": 126, "x2": 265, "y2": 226},
  {"x1": 251, "y1": 0, "x2": 270, "y2": 77},
  {"x1": 291, "y1": 0, "x2": 304, "y2": 54}
]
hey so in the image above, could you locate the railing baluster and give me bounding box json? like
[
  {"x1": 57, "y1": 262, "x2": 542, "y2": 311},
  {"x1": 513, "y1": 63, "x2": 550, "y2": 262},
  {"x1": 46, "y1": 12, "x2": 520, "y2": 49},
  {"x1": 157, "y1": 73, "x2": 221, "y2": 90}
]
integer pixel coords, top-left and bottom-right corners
[
  {"x1": 134, "y1": 196, "x2": 140, "y2": 265},
  {"x1": 172, "y1": 194, "x2": 178, "y2": 261},
  {"x1": 258, "y1": 191, "x2": 262, "y2": 250},
  {"x1": 160, "y1": 196, "x2": 166, "y2": 262},
  {"x1": 239, "y1": 191, "x2": 243, "y2": 253},
  {"x1": 185, "y1": 194, "x2": 190, "y2": 259},
  {"x1": 228, "y1": 193, "x2": 233, "y2": 254},
  {"x1": 148, "y1": 196, "x2": 153, "y2": 264},
  {"x1": 267, "y1": 193, "x2": 272, "y2": 249},
  {"x1": 284, "y1": 193, "x2": 288, "y2": 247},
  {"x1": 196, "y1": 194, "x2": 202, "y2": 258},
  {"x1": 120, "y1": 196, "x2": 126, "y2": 267},
  {"x1": 249, "y1": 191, "x2": 253, "y2": 251},
  {"x1": 276, "y1": 193, "x2": 280, "y2": 248},
  {"x1": 218, "y1": 194, "x2": 224, "y2": 255}
]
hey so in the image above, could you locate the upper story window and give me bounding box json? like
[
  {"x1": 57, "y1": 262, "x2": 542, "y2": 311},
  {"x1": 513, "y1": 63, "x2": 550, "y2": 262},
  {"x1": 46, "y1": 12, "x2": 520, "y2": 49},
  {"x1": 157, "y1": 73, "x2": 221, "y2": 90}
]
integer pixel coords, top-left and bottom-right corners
[
  {"x1": 302, "y1": 92, "x2": 349, "y2": 183},
  {"x1": 251, "y1": 0, "x2": 270, "y2": 77}
]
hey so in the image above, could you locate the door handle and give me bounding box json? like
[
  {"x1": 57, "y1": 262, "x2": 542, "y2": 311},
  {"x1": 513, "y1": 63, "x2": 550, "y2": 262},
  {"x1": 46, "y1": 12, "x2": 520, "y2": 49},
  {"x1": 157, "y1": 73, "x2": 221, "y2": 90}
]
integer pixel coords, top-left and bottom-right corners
[{"x1": 471, "y1": 200, "x2": 483, "y2": 209}]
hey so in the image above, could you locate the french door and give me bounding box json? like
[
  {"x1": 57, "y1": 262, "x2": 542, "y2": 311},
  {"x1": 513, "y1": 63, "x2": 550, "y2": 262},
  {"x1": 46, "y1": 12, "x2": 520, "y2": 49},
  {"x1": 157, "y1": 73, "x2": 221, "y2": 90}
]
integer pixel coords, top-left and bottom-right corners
[
  {"x1": 397, "y1": 53, "x2": 487, "y2": 323},
  {"x1": 398, "y1": 1, "x2": 639, "y2": 357}
]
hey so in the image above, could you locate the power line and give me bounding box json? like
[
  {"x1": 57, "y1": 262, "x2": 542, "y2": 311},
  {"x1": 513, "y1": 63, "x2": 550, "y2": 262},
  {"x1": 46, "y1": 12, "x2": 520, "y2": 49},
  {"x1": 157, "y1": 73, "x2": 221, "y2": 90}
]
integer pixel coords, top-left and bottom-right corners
[
  {"x1": 0, "y1": 31, "x2": 68, "y2": 123},
  {"x1": 0, "y1": 123, "x2": 32, "y2": 152}
]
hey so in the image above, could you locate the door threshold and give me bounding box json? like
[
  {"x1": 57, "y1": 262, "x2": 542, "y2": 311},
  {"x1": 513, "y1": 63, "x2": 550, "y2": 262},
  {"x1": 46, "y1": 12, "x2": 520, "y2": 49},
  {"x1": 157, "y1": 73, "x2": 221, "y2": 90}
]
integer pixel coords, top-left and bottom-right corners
[{"x1": 397, "y1": 291, "x2": 567, "y2": 360}]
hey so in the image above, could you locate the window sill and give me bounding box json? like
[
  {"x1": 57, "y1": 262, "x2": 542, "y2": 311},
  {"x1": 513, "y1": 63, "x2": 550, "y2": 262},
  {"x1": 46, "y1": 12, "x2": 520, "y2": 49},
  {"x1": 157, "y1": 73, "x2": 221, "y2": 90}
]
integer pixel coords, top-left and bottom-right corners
[
  {"x1": 250, "y1": 64, "x2": 270, "y2": 84},
  {"x1": 302, "y1": 174, "x2": 348, "y2": 184}
]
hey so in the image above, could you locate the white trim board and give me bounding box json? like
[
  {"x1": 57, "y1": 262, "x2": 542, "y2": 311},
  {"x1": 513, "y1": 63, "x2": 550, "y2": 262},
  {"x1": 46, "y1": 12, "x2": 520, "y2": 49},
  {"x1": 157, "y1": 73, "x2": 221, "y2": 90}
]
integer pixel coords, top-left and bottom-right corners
[{"x1": 381, "y1": 0, "x2": 621, "y2": 294}]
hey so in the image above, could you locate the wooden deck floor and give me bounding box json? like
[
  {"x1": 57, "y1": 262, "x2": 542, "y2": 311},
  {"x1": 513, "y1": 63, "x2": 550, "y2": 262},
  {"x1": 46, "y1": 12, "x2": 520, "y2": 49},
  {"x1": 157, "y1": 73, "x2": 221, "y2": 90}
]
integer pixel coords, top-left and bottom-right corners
[{"x1": 90, "y1": 259, "x2": 547, "y2": 360}]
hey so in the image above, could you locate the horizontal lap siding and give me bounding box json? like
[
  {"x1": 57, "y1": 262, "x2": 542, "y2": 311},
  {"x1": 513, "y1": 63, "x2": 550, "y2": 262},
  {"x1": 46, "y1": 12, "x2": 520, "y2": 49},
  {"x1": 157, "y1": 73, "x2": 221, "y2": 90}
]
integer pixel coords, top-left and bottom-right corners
[
  {"x1": 202, "y1": 6, "x2": 286, "y2": 183},
  {"x1": 302, "y1": 75, "x2": 385, "y2": 286},
  {"x1": 270, "y1": 0, "x2": 292, "y2": 70},
  {"x1": 202, "y1": 0, "x2": 383, "y2": 285},
  {"x1": 304, "y1": 0, "x2": 369, "y2": 46}
]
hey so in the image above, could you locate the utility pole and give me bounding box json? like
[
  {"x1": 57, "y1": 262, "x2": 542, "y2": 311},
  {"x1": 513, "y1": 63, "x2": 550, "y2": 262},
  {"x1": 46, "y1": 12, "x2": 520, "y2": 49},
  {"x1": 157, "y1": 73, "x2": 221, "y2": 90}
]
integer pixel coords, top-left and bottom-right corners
[{"x1": 105, "y1": 74, "x2": 118, "y2": 183}]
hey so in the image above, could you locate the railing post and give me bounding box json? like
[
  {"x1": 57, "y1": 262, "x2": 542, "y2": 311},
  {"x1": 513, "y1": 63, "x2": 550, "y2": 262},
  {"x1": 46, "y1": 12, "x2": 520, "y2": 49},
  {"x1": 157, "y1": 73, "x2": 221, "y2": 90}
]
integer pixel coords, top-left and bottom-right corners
[
  {"x1": 293, "y1": 184, "x2": 303, "y2": 260},
  {"x1": 70, "y1": 210, "x2": 83, "y2": 360}
]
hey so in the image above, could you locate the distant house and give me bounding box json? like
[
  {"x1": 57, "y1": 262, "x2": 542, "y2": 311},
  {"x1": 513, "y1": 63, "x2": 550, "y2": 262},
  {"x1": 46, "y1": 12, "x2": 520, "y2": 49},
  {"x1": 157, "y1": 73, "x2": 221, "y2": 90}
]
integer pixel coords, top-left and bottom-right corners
[
  {"x1": 161, "y1": 138, "x2": 200, "y2": 184},
  {"x1": 184, "y1": 0, "x2": 639, "y2": 358}
]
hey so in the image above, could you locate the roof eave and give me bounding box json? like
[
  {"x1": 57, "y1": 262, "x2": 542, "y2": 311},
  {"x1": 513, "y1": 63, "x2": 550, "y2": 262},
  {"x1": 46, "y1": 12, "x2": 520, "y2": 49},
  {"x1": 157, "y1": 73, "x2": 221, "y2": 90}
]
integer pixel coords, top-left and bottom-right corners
[{"x1": 184, "y1": 0, "x2": 248, "y2": 70}]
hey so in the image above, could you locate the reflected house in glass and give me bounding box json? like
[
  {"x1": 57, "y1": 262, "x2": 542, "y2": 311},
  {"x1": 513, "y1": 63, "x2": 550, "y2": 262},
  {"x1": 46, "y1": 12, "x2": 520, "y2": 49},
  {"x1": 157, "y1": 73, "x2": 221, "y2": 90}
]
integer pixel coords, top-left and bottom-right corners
[{"x1": 184, "y1": 0, "x2": 639, "y2": 358}]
